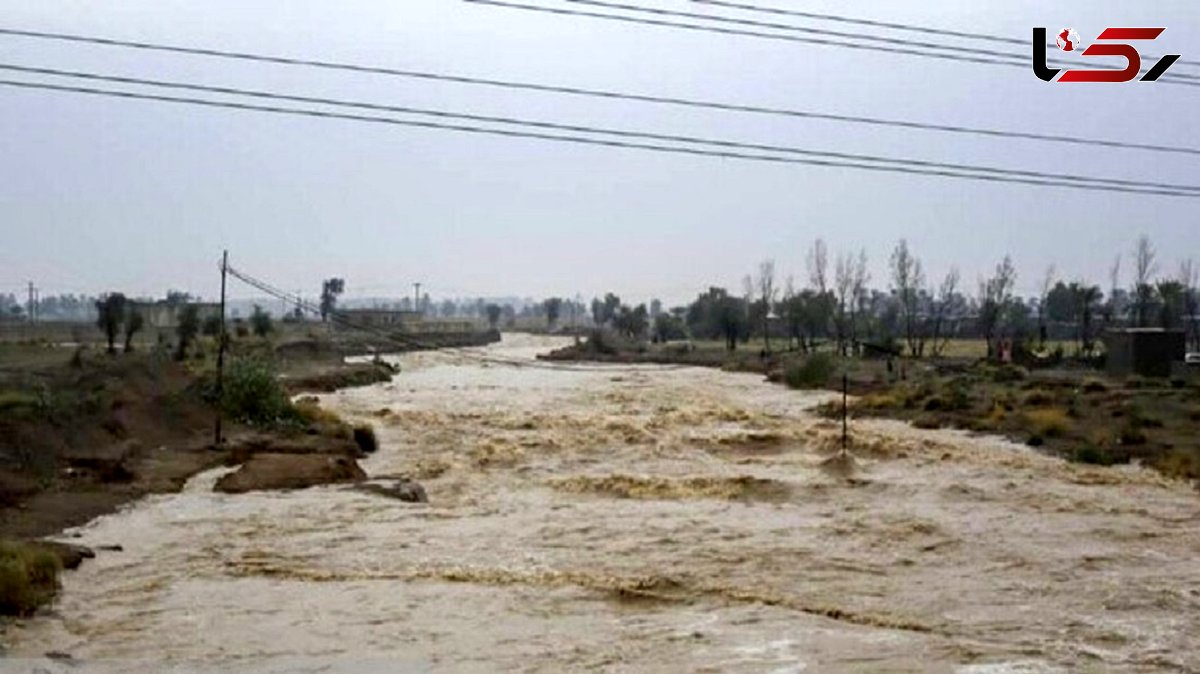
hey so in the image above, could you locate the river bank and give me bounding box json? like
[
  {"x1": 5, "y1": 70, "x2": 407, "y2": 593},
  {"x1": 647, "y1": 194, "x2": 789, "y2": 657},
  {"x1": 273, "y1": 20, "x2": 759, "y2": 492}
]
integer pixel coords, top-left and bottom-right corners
[
  {"x1": 0, "y1": 329, "x2": 497, "y2": 554},
  {"x1": 542, "y1": 338, "x2": 1200, "y2": 483}
]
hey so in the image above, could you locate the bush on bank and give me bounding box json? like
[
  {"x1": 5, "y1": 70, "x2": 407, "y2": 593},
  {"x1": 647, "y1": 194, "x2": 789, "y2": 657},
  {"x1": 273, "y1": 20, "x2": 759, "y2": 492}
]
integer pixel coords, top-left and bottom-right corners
[
  {"x1": 0, "y1": 540, "x2": 61, "y2": 616},
  {"x1": 783, "y1": 353, "x2": 836, "y2": 390}
]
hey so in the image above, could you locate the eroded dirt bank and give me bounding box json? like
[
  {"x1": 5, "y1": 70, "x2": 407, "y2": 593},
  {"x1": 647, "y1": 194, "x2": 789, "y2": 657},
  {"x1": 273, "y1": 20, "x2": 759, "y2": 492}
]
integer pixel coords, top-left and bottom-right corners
[{"x1": 3, "y1": 334, "x2": 1199, "y2": 672}]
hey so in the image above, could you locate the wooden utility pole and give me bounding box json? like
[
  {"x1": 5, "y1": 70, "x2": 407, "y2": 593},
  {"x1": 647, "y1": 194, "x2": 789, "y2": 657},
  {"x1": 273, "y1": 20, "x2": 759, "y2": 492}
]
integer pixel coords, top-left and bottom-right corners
[{"x1": 214, "y1": 250, "x2": 228, "y2": 447}]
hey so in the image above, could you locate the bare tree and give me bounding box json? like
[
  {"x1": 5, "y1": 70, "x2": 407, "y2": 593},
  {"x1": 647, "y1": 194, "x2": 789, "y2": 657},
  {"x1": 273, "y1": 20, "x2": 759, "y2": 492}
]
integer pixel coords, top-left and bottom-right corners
[
  {"x1": 834, "y1": 252, "x2": 853, "y2": 356},
  {"x1": 1181, "y1": 259, "x2": 1199, "y2": 351},
  {"x1": 1038, "y1": 264, "x2": 1056, "y2": 348},
  {"x1": 929, "y1": 267, "x2": 960, "y2": 357},
  {"x1": 1132, "y1": 235, "x2": 1158, "y2": 327},
  {"x1": 889, "y1": 239, "x2": 925, "y2": 357},
  {"x1": 978, "y1": 255, "x2": 1017, "y2": 359},
  {"x1": 755, "y1": 259, "x2": 777, "y2": 353},
  {"x1": 1104, "y1": 254, "x2": 1122, "y2": 327},
  {"x1": 850, "y1": 249, "x2": 870, "y2": 355},
  {"x1": 807, "y1": 239, "x2": 828, "y2": 295}
]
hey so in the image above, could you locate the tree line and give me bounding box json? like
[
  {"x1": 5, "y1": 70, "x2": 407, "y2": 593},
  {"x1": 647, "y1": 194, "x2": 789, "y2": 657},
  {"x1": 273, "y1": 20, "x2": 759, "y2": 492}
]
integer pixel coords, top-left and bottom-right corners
[{"x1": 583, "y1": 235, "x2": 1200, "y2": 358}]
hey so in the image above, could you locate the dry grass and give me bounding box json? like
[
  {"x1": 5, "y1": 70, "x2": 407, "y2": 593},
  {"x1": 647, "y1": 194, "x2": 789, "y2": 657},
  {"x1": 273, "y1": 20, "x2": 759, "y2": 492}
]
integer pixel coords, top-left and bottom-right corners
[{"x1": 1024, "y1": 408, "x2": 1072, "y2": 438}]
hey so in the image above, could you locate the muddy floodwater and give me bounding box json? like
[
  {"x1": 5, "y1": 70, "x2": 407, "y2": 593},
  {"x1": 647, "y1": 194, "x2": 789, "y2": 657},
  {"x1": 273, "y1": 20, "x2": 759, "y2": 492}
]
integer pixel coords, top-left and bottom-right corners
[{"x1": 4, "y1": 334, "x2": 1200, "y2": 673}]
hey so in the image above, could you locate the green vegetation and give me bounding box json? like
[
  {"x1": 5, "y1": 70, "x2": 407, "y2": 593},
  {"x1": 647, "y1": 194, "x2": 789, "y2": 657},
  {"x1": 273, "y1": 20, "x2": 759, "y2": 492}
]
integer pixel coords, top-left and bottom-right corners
[
  {"x1": 783, "y1": 353, "x2": 836, "y2": 389},
  {"x1": 0, "y1": 540, "x2": 61, "y2": 616},
  {"x1": 219, "y1": 357, "x2": 300, "y2": 427}
]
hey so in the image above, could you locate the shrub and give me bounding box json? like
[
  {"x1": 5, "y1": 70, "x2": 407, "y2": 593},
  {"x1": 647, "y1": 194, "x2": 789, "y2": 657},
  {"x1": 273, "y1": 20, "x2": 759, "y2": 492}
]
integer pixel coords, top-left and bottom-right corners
[
  {"x1": 221, "y1": 358, "x2": 298, "y2": 426},
  {"x1": 1024, "y1": 408, "x2": 1071, "y2": 438},
  {"x1": 1022, "y1": 389, "x2": 1054, "y2": 406},
  {"x1": 783, "y1": 353, "x2": 836, "y2": 390},
  {"x1": 1026, "y1": 434, "x2": 1044, "y2": 447},
  {"x1": 0, "y1": 541, "x2": 61, "y2": 616},
  {"x1": 1081, "y1": 378, "x2": 1108, "y2": 394},
  {"x1": 1072, "y1": 445, "x2": 1116, "y2": 466},
  {"x1": 992, "y1": 364, "x2": 1028, "y2": 383},
  {"x1": 1118, "y1": 426, "x2": 1147, "y2": 446},
  {"x1": 352, "y1": 425, "x2": 378, "y2": 453},
  {"x1": 912, "y1": 414, "x2": 941, "y2": 429}
]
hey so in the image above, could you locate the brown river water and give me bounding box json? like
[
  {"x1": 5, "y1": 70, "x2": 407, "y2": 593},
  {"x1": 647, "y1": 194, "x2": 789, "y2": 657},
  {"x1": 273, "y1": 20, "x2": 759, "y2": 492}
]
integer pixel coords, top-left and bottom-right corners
[{"x1": 3, "y1": 334, "x2": 1199, "y2": 673}]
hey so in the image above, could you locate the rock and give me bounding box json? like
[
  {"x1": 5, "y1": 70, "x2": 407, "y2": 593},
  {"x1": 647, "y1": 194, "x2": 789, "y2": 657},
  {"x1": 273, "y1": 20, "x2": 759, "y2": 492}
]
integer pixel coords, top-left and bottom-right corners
[
  {"x1": 28, "y1": 541, "x2": 95, "y2": 570},
  {"x1": 214, "y1": 453, "x2": 366, "y2": 494},
  {"x1": 227, "y1": 434, "x2": 361, "y2": 464},
  {"x1": 356, "y1": 479, "x2": 428, "y2": 503},
  {"x1": 352, "y1": 425, "x2": 378, "y2": 454},
  {"x1": 95, "y1": 544, "x2": 123, "y2": 552}
]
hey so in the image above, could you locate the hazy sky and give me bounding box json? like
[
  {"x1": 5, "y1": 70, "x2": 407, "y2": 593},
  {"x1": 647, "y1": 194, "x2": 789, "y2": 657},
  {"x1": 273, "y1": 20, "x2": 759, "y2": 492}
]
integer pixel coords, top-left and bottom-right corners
[{"x1": 1, "y1": 0, "x2": 1196, "y2": 307}]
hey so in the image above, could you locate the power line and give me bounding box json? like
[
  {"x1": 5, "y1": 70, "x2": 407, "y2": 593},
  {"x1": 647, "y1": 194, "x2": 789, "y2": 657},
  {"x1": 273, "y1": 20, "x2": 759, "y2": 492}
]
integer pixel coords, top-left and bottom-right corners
[
  {"x1": 690, "y1": 0, "x2": 1200, "y2": 71},
  {"x1": 4, "y1": 78, "x2": 1196, "y2": 198},
  {"x1": 564, "y1": 0, "x2": 1200, "y2": 82},
  {"x1": 463, "y1": 0, "x2": 1200, "y2": 86},
  {"x1": 226, "y1": 262, "x2": 681, "y2": 372},
  {"x1": 1, "y1": 28, "x2": 1194, "y2": 156},
  {"x1": 6, "y1": 64, "x2": 1197, "y2": 194}
]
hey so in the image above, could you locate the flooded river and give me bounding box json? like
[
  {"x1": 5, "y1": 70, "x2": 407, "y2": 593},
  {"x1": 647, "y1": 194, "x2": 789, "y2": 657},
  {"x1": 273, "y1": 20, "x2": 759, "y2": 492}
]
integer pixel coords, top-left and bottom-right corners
[{"x1": 4, "y1": 334, "x2": 1199, "y2": 672}]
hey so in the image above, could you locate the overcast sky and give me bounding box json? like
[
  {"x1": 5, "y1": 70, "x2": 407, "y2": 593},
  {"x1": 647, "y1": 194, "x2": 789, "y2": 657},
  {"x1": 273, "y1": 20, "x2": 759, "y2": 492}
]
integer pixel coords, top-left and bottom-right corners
[{"x1": 1, "y1": 0, "x2": 1196, "y2": 307}]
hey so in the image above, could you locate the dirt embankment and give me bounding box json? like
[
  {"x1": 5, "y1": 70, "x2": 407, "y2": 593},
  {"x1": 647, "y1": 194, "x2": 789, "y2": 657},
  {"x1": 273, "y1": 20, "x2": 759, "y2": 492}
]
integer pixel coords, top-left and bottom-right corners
[{"x1": 0, "y1": 344, "x2": 389, "y2": 542}]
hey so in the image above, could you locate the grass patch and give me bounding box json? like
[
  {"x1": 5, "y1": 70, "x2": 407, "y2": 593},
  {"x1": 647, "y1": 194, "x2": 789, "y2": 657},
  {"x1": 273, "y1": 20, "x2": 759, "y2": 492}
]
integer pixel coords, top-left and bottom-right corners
[
  {"x1": 0, "y1": 540, "x2": 61, "y2": 616},
  {"x1": 1024, "y1": 408, "x2": 1071, "y2": 438}
]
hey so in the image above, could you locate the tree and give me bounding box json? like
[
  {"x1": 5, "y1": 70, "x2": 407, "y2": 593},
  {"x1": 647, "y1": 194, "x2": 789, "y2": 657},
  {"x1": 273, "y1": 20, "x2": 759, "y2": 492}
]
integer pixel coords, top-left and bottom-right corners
[
  {"x1": 95, "y1": 293, "x2": 127, "y2": 355},
  {"x1": 250, "y1": 305, "x2": 273, "y2": 338},
  {"x1": 1132, "y1": 235, "x2": 1157, "y2": 327},
  {"x1": 849, "y1": 249, "x2": 870, "y2": 354},
  {"x1": 1037, "y1": 264, "x2": 1056, "y2": 348},
  {"x1": 1156, "y1": 280, "x2": 1185, "y2": 330},
  {"x1": 485, "y1": 304, "x2": 502, "y2": 329},
  {"x1": 687, "y1": 287, "x2": 746, "y2": 351},
  {"x1": 543, "y1": 297, "x2": 563, "y2": 329},
  {"x1": 1180, "y1": 260, "x2": 1199, "y2": 351},
  {"x1": 1104, "y1": 254, "x2": 1122, "y2": 328},
  {"x1": 652, "y1": 312, "x2": 687, "y2": 342},
  {"x1": 754, "y1": 259, "x2": 777, "y2": 353},
  {"x1": 978, "y1": 255, "x2": 1017, "y2": 358},
  {"x1": 929, "y1": 267, "x2": 960, "y2": 357},
  {"x1": 614, "y1": 303, "x2": 649, "y2": 339},
  {"x1": 591, "y1": 293, "x2": 621, "y2": 326},
  {"x1": 176, "y1": 305, "x2": 200, "y2": 361},
  {"x1": 834, "y1": 252, "x2": 853, "y2": 356},
  {"x1": 123, "y1": 309, "x2": 144, "y2": 353},
  {"x1": 889, "y1": 239, "x2": 925, "y2": 357},
  {"x1": 319, "y1": 278, "x2": 345, "y2": 322}
]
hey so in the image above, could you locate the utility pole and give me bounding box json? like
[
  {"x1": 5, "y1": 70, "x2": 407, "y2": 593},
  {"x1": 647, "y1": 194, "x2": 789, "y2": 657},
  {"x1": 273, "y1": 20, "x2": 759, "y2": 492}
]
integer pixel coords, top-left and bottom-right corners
[{"x1": 214, "y1": 250, "x2": 229, "y2": 447}]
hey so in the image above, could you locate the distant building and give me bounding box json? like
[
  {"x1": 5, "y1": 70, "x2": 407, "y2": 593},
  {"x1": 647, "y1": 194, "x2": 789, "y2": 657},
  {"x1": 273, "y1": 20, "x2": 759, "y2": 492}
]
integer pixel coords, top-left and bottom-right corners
[
  {"x1": 131, "y1": 301, "x2": 222, "y2": 328},
  {"x1": 334, "y1": 308, "x2": 421, "y2": 330},
  {"x1": 1103, "y1": 328, "x2": 1185, "y2": 378}
]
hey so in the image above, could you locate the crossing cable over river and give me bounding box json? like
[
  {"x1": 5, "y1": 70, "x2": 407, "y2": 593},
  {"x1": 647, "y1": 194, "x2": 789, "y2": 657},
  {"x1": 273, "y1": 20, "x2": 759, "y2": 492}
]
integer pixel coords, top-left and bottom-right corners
[{"x1": 224, "y1": 261, "x2": 691, "y2": 373}]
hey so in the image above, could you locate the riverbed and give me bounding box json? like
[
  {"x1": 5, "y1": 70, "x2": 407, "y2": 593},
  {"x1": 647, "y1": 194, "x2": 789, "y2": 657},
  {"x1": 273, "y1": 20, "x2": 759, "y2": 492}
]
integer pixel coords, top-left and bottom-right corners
[{"x1": 4, "y1": 334, "x2": 1199, "y2": 672}]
